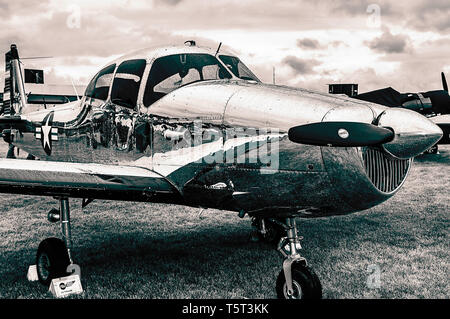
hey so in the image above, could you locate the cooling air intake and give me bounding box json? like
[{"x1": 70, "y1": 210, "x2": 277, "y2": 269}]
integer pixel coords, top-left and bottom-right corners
[{"x1": 362, "y1": 148, "x2": 411, "y2": 193}]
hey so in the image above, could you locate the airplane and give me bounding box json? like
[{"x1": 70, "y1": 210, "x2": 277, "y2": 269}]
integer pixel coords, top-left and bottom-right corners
[
  {"x1": 353, "y1": 73, "x2": 450, "y2": 154},
  {"x1": 0, "y1": 42, "x2": 442, "y2": 299}
]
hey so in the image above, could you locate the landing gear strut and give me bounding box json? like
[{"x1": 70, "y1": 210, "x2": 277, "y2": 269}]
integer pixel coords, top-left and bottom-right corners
[
  {"x1": 36, "y1": 197, "x2": 76, "y2": 285},
  {"x1": 275, "y1": 217, "x2": 322, "y2": 299},
  {"x1": 251, "y1": 217, "x2": 284, "y2": 244}
]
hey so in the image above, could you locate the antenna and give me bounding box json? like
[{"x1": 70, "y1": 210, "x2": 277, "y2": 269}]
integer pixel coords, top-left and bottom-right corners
[
  {"x1": 215, "y1": 42, "x2": 222, "y2": 57},
  {"x1": 273, "y1": 66, "x2": 276, "y2": 85}
]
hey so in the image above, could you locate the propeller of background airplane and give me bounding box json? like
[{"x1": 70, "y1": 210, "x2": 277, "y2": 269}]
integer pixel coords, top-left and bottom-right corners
[
  {"x1": 442, "y1": 72, "x2": 448, "y2": 92},
  {"x1": 416, "y1": 72, "x2": 450, "y2": 115}
]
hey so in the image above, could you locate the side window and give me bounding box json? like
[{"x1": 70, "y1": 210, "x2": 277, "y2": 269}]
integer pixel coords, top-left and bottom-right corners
[
  {"x1": 84, "y1": 64, "x2": 116, "y2": 100},
  {"x1": 110, "y1": 59, "x2": 146, "y2": 109}
]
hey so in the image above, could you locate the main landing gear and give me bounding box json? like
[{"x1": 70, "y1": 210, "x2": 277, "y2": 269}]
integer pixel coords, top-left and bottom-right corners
[
  {"x1": 36, "y1": 197, "x2": 77, "y2": 285},
  {"x1": 425, "y1": 144, "x2": 439, "y2": 154},
  {"x1": 274, "y1": 218, "x2": 322, "y2": 299}
]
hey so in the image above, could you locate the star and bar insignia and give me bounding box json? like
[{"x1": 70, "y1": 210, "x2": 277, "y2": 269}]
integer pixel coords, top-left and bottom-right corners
[{"x1": 35, "y1": 111, "x2": 58, "y2": 156}]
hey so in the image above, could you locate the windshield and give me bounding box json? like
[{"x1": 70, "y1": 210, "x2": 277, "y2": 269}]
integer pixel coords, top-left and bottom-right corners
[
  {"x1": 143, "y1": 53, "x2": 232, "y2": 106},
  {"x1": 85, "y1": 64, "x2": 116, "y2": 100},
  {"x1": 219, "y1": 55, "x2": 260, "y2": 82}
]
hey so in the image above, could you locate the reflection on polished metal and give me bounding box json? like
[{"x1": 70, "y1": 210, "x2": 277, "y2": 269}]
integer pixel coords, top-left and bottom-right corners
[
  {"x1": 377, "y1": 108, "x2": 444, "y2": 159},
  {"x1": 0, "y1": 43, "x2": 443, "y2": 220}
]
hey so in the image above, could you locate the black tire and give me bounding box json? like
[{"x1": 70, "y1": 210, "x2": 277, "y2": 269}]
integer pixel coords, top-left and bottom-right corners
[
  {"x1": 425, "y1": 144, "x2": 438, "y2": 154},
  {"x1": 276, "y1": 263, "x2": 322, "y2": 299},
  {"x1": 36, "y1": 238, "x2": 70, "y2": 286}
]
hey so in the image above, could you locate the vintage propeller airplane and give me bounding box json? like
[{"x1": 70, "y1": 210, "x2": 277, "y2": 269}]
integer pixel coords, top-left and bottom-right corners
[
  {"x1": 354, "y1": 73, "x2": 450, "y2": 153},
  {"x1": 0, "y1": 42, "x2": 443, "y2": 299}
]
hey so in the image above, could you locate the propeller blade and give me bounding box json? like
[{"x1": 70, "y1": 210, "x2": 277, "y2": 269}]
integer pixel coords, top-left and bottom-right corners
[
  {"x1": 288, "y1": 121, "x2": 394, "y2": 147},
  {"x1": 20, "y1": 56, "x2": 53, "y2": 60},
  {"x1": 442, "y1": 72, "x2": 448, "y2": 92}
]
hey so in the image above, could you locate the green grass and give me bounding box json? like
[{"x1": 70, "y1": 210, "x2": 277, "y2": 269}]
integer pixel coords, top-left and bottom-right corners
[{"x1": 0, "y1": 146, "x2": 448, "y2": 299}]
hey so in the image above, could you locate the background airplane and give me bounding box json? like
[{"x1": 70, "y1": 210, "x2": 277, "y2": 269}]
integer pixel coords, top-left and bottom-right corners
[
  {"x1": 0, "y1": 43, "x2": 442, "y2": 299},
  {"x1": 353, "y1": 73, "x2": 450, "y2": 153}
]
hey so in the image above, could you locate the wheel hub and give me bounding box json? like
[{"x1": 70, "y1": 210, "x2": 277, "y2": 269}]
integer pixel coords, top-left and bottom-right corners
[
  {"x1": 37, "y1": 253, "x2": 50, "y2": 280},
  {"x1": 284, "y1": 280, "x2": 303, "y2": 299}
]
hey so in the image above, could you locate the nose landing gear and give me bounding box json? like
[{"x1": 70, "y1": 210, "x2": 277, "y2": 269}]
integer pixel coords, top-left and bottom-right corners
[{"x1": 275, "y1": 217, "x2": 322, "y2": 299}]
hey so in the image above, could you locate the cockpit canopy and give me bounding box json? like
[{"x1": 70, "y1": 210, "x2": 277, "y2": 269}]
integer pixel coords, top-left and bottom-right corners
[
  {"x1": 143, "y1": 53, "x2": 232, "y2": 106},
  {"x1": 84, "y1": 47, "x2": 259, "y2": 109}
]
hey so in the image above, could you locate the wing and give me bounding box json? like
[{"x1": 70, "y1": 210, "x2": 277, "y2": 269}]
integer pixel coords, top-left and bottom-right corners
[
  {"x1": 0, "y1": 159, "x2": 180, "y2": 203},
  {"x1": 353, "y1": 87, "x2": 404, "y2": 107}
]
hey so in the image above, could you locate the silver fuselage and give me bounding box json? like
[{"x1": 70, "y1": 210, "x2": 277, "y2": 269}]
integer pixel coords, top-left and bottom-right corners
[{"x1": 5, "y1": 46, "x2": 443, "y2": 218}]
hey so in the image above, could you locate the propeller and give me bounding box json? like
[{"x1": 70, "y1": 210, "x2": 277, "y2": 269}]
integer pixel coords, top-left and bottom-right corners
[
  {"x1": 288, "y1": 121, "x2": 394, "y2": 147},
  {"x1": 20, "y1": 56, "x2": 53, "y2": 60},
  {"x1": 442, "y1": 72, "x2": 448, "y2": 92}
]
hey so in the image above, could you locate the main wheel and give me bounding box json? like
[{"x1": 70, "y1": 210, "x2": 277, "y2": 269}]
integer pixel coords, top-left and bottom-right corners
[
  {"x1": 276, "y1": 263, "x2": 322, "y2": 299},
  {"x1": 427, "y1": 145, "x2": 439, "y2": 154},
  {"x1": 36, "y1": 238, "x2": 70, "y2": 286}
]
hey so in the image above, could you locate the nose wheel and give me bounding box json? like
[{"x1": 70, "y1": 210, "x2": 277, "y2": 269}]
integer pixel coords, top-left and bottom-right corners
[{"x1": 275, "y1": 217, "x2": 322, "y2": 299}]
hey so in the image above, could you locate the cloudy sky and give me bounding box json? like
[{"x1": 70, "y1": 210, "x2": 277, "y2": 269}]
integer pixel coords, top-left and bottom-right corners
[{"x1": 1, "y1": 0, "x2": 449, "y2": 93}]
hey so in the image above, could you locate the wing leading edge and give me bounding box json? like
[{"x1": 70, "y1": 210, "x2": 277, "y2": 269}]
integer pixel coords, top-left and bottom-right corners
[{"x1": 0, "y1": 159, "x2": 180, "y2": 203}]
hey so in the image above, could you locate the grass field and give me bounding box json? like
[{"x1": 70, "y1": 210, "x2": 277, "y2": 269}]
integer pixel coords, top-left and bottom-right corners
[{"x1": 0, "y1": 145, "x2": 448, "y2": 299}]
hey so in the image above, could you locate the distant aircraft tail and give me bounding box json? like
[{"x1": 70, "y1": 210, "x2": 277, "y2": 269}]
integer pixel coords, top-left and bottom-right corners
[{"x1": 2, "y1": 44, "x2": 27, "y2": 116}]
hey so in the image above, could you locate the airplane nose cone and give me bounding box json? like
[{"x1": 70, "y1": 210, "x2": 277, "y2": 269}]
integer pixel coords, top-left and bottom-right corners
[{"x1": 377, "y1": 108, "x2": 443, "y2": 159}]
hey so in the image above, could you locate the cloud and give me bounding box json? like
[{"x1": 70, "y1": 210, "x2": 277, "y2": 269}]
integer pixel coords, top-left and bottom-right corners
[
  {"x1": 283, "y1": 56, "x2": 321, "y2": 75},
  {"x1": 0, "y1": 0, "x2": 51, "y2": 19},
  {"x1": 366, "y1": 28, "x2": 411, "y2": 54},
  {"x1": 297, "y1": 38, "x2": 322, "y2": 50},
  {"x1": 408, "y1": 0, "x2": 450, "y2": 32},
  {"x1": 156, "y1": 0, "x2": 183, "y2": 5},
  {"x1": 0, "y1": 0, "x2": 448, "y2": 93}
]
